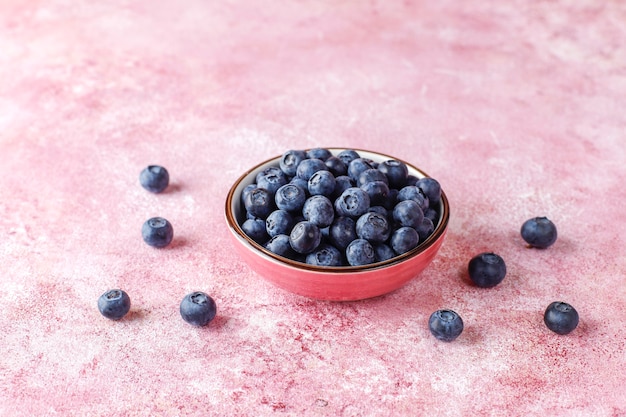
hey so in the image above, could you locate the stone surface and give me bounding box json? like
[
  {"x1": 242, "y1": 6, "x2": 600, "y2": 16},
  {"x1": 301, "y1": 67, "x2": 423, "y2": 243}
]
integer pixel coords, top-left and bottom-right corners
[{"x1": 1, "y1": 1, "x2": 625, "y2": 416}]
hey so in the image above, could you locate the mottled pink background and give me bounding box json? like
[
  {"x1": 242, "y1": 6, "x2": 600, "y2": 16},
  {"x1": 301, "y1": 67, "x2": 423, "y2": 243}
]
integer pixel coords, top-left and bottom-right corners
[{"x1": 1, "y1": 1, "x2": 625, "y2": 416}]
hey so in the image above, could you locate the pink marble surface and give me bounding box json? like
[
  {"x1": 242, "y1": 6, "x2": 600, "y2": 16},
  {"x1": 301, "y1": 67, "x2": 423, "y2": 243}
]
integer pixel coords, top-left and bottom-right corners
[{"x1": 1, "y1": 1, "x2": 625, "y2": 416}]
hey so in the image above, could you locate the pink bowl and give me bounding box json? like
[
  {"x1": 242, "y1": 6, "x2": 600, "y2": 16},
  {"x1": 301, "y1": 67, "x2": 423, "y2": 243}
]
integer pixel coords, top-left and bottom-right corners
[{"x1": 224, "y1": 148, "x2": 450, "y2": 301}]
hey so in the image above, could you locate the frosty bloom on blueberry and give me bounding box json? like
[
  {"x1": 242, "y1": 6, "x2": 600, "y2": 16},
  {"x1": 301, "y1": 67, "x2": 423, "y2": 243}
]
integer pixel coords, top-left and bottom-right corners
[
  {"x1": 521, "y1": 217, "x2": 557, "y2": 248},
  {"x1": 139, "y1": 165, "x2": 169, "y2": 193},
  {"x1": 98, "y1": 289, "x2": 131, "y2": 320},
  {"x1": 180, "y1": 291, "x2": 217, "y2": 327},
  {"x1": 142, "y1": 217, "x2": 174, "y2": 248},
  {"x1": 237, "y1": 148, "x2": 443, "y2": 267}
]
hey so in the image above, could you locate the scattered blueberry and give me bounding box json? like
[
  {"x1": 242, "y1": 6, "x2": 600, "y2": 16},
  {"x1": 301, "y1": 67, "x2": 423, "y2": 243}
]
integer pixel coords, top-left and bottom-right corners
[
  {"x1": 98, "y1": 289, "x2": 131, "y2": 320},
  {"x1": 142, "y1": 217, "x2": 174, "y2": 248},
  {"x1": 180, "y1": 291, "x2": 217, "y2": 327},
  {"x1": 428, "y1": 309, "x2": 464, "y2": 342},
  {"x1": 332, "y1": 176, "x2": 355, "y2": 199},
  {"x1": 139, "y1": 165, "x2": 169, "y2": 193},
  {"x1": 468, "y1": 252, "x2": 507, "y2": 288},
  {"x1": 521, "y1": 217, "x2": 558, "y2": 248},
  {"x1": 544, "y1": 301, "x2": 579, "y2": 335}
]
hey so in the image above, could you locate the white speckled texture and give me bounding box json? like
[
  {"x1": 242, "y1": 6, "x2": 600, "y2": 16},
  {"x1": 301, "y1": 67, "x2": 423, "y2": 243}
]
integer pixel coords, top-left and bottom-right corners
[{"x1": 1, "y1": 1, "x2": 625, "y2": 416}]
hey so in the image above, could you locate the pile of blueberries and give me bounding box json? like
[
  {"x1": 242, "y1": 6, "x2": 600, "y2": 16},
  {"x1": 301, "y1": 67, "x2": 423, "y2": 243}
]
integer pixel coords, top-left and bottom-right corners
[
  {"x1": 240, "y1": 148, "x2": 442, "y2": 267},
  {"x1": 96, "y1": 166, "x2": 217, "y2": 327}
]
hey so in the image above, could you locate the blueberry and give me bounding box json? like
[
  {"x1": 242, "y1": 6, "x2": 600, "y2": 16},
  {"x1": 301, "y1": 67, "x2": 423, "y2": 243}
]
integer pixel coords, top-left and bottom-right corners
[
  {"x1": 377, "y1": 160, "x2": 408, "y2": 189},
  {"x1": 306, "y1": 243, "x2": 343, "y2": 266},
  {"x1": 424, "y1": 208, "x2": 439, "y2": 224},
  {"x1": 416, "y1": 177, "x2": 441, "y2": 206},
  {"x1": 357, "y1": 169, "x2": 388, "y2": 187},
  {"x1": 289, "y1": 221, "x2": 322, "y2": 254},
  {"x1": 544, "y1": 301, "x2": 579, "y2": 335},
  {"x1": 373, "y1": 243, "x2": 396, "y2": 262},
  {"x1": 392, "y1": 200, "x2": 424, "y2": 229},
  {"x1": 98, "y1": 289, "x2": 131, "y2": 320},
  {"x1": 335, "y1": 187, "x2": 371, "y2": 218},
  {"x1": 308, "y1": 170, "x2": 336, "y2": 197},
  {"x1": 265, "y1": 234, "x2": 295, "y2": 257},
  {"x1": 390, "y1": 226, "x2": 419, "y2": 255},
  {"x1": 296, "y1": 158, "x2": 328, "y2": 181},
  {"x1": 328, "y1": 216, "x2": 358, "y2": 251},
  {"x1": 336, "y1": 149, "x2": 360, "y2": 166},
  {"x1": 428, "y1": 309, "x2": 464, "y2": 342},
  {"x1": 142, "y1": 217, "x2": 174, "y2": 248},
  {"x1": 241, "y1": 184, "x2": 257, "y2": 205},
  {"x1": 302, "y1": 195, "x2": 335, "y2": 228},
  {"x1": 244, "y1": 187, "x2": 274, "y2": 219},
  {"x1": 405, "y1": 175, "x2": 419, "y2": 186},
  {"x1": 332, "y1": 175, "x2": 354, "y2": 199},
  {"x1": 368, "y1": 205, "x2": 390, "y2": 218},
  {"x1": 241, "y1": 218, "x2": 268, "y2": 244},
  {"x1": 325, "y1": 156, "x2": 347, "y2": 177},
  {"x1": 345, "y1": 238, "x2": 376, "y2": 266},
  {"x1": 280, "y1": 149, "x2": 307, "y2": 177},
  {"x1": 397, "y1": 186, "x2": 429, "y2": 211},
  {"x1": 415, "y1": 217, "x2": 435, "y2": 242},
  {"x1": 265, "y1": 210, "x2": 295, "y2": 237},
  {"x1": 468, "y1": 252, "x2": 507, "y2": 288},
  {"x1": 275, "y1": 183, "x2": 307, "y2": 213},
  {"x1": 360, "y1": 181, "x2": 390, "y2": 207},
  {"x1": 521, "y1": 217, "x2": 557, "y2": 248},
  {"x1": 347, "y1": 158, "x2": 374, "y2": 182},
  {"x1": 356, "y1": 212, "x2": 391, "y2": 243},
  {"x1": 381, "y1": 187, "x2": 398, "y2": 211},
  {"x1": 306, "y1": 147, "x2": 332, "y2": 161},
  {"x1": 180, "y1": 291, "x2": 217, "y2": 327},
  {"x1": 139, "y1": 165, "x2": 170, "y2": 193},
  {"x1": 256, "y1": 166, "x2": 288, "y2": 195}
]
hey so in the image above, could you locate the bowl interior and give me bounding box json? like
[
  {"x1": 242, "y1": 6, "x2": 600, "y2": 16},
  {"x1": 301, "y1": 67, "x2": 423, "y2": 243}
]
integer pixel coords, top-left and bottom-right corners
[{"x1": 225, "y1": 148, "x2": 450, "y2": 273}]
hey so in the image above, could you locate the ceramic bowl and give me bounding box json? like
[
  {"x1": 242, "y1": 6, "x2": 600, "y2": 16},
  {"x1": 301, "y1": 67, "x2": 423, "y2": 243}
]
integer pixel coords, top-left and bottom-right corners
[{"x1": 224, "y1": 148, "x2": 450, "y2": 301}]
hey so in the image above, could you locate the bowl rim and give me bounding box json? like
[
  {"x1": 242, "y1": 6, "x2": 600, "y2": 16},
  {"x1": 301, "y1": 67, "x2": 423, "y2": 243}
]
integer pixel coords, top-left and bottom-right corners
[{"x1": 224, "y1": 147, "x2": 450, "y2": 273}]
